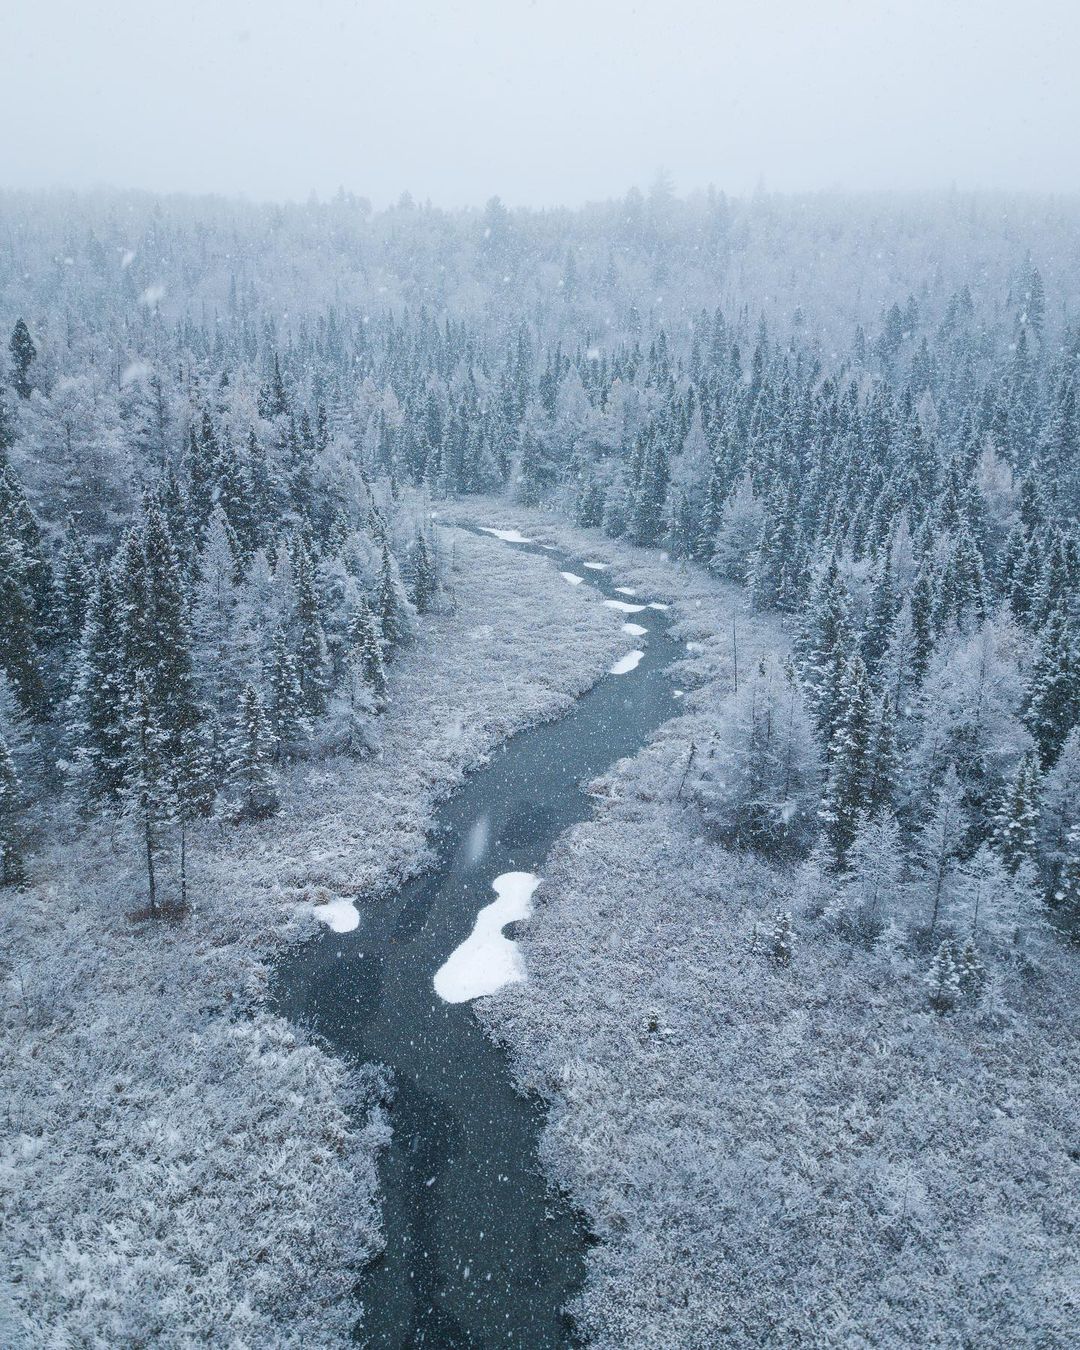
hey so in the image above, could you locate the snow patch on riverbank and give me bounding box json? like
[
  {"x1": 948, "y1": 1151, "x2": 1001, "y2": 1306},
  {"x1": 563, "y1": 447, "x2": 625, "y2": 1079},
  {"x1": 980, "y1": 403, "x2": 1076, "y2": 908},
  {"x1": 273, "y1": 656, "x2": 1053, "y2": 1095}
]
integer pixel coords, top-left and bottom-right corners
[
  {"x1": 479, "y1": 526, "x2": 534, "y2": 544},
  {"x1": 560, "y1": 571, "x2": 584, "y2": 585},
  {"x1": 609, "y1": 650, "x2": 644, "y2": 675},
  {"x1": 434, "y1": 872, "x2": 540, "y2": 1003},
  {"x1": 314, "y1": 898, "x2": 360, "y2": 933},
  {"x1": 622, "y1": 622, "x2": 648, "y2": 636},
  {"x1": 614, "y1": 586, "x2": 637, "y2": 596},
  {"x1": 583, "y1": 561, "x2": 608, "y2": 570}
]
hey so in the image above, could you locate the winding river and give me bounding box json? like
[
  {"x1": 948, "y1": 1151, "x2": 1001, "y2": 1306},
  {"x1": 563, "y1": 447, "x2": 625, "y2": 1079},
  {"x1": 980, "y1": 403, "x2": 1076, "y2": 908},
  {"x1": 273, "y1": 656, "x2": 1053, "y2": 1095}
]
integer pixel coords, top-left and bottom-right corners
[{"x1": 271, "y1": 529, "x2": 685, "y2": 1347}]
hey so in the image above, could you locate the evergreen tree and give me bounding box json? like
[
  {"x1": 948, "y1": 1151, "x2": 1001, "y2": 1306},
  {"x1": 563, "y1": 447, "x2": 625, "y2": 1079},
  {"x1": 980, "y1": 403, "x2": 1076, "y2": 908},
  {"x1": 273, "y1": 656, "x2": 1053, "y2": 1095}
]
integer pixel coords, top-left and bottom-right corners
[
  {"x1": 926, "y1": 940, "x2": 961, "y2": 1014},
  {"x1": 0, "y1": 530, "x2": 48, "y2": 718},
  {"x1": 0, "y1": 729, "x2": 26, "y2": 886},
  {"x1": 266, "y1": 625, "x2": 309, "y2": 759},
  {"x1": 124, "y1": 675, "x2": 175, "y2": 916},
  {"x1": 410, "y1": 528, "x2": 438, "y2": 614},
  {"x1": 994, "y1": 750, "x2": 1041, "y2": 874},
  {"x1": 1024, "y1": 606, "x2": 1078, "y2": 768},
  {"x1": 68, "y1": 564, "x2": 128, "y2": 804},
  {"x1": 956, "y1": 939, "x2": 986, "y2": 1002},
  {"x1": 226, "y1": 683, "x2": 280, "y2": 821},
  {"x1": 377, "y1": 541, "x2": 408, "y2": 652},
  {"x1": 347, "y1": 600, "x2": 388, "y2": 711},
  {"x1": 9, "y1": 319, "x2": 36, "y2": 399},
  {"x1": 291, "y1": 535, "x2": 328, "y2": 715},
  {"x1": 799, "y1": 553, "x2": 853, "y2": 748},
  {"x1": 819, "y1": 654, "x2": 874, "y2": 868},
  {"x1": 915, "y1": 764, "x2": 967, "y2": 936}
]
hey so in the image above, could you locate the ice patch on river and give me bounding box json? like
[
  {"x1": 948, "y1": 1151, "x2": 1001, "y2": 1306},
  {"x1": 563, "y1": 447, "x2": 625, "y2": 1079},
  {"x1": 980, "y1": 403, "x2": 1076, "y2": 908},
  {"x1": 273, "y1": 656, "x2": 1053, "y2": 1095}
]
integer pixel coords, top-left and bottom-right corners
[
  {"x1": 478, "y1": 527, "x2": 534, "y2": 544},
  {"x1": 603, "y1": 599, "x2": 646, "y2": 613},
  {"x1": 614, "y1": 586, "x2": 637, "y2": 596},
  {"x1": 609, "y1": 650, "x2": 644, "y2": 675},
  {"x1": 583, "y1": 561, "x2": 608, "y2": 570},
  {"x1": 434, "y1": 872, "x2": 541, "y2": 1003},
  {"x1": 314, "y1": 898, "x2": 359, "y2": 933},
  {"x1": 622, "y1": 622, "x2": 647, "y2": 636},
  {"x1": 560, "y1": 571, "x2": 584, "y2": 585}
]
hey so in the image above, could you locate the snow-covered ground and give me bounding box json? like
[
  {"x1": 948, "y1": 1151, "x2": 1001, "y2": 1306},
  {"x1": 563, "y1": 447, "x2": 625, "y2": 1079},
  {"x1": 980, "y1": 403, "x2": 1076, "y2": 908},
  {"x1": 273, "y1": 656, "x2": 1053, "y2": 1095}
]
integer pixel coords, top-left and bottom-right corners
[
  {"x1": 434, "y1": 871, "x2": 540, "y2": 1003},
  {"x1": 462, "y1": 503, "x2": 1079, "y2": 1349},
  {"x1": 1, "y1": 525, "x2": 627, "y2": 1346}
]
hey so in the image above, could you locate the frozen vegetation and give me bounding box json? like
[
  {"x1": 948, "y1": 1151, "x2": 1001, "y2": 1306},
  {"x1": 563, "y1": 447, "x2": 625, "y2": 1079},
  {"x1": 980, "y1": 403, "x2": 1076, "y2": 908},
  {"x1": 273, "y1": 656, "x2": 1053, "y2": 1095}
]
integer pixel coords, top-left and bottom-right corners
[
  {"x1": 477, "y1": 516, "x2": 1079, "y2": 1347},
  {"x1": 0, "y1": 528, "x2": 624, "y2": 1346},
  {"x1": 2, "y1": 186, "x2": 1079, "y2": 1345}
]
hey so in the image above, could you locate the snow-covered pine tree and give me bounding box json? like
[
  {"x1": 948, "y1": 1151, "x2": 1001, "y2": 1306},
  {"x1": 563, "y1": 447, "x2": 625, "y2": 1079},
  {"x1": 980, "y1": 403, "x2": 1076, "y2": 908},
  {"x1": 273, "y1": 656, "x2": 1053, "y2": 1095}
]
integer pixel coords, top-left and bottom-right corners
[
  {"x1": 226, "y1": 683, "x2": 280, "y2": 821},
  {"x1": 67, "y1": 563, "x2": 128, "y2": 805},
  {"x1": 914, "y1": 763, "x2": 967, "y2": 936},
  {"x1": 819, "y1": 653, "x2": 874, "y2": 869},
  {"x1": 291, "y1": 535, "x2": 329, "y2": 716},
  {"x1": 0, "y1": 729, "x2": 26, "y2": 886},
  {"x1": 266, "y1": 625, "x2": 309, "y2": 761},
  {"x1": 994, "y1": 749, "x2": 1041, "y2": 875},
  {"x1": 926, "y1": 940, "x2": 962, "y2": 1013},
  {"x1": 347, "y1": 599, "x2": 389, "y2": 711},
  {"x1": 124, "y1": 674, "x2": 176, "y2": 915}
]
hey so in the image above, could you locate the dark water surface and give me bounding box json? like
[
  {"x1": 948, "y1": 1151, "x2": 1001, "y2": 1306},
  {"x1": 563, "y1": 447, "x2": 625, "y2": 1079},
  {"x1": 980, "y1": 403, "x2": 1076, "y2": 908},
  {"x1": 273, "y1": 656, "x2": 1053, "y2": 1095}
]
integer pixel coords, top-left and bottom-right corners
[{"x1": 271, "y1": 531, "x2": 684, "y2": 1348}]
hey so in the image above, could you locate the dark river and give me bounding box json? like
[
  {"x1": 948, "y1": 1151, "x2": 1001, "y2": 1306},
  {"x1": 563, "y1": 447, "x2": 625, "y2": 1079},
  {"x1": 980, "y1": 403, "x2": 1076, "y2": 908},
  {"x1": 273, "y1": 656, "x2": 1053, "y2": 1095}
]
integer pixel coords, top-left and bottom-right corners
[{"x1": 271, "y1": 529, "x2": 684, "y2": 1347}]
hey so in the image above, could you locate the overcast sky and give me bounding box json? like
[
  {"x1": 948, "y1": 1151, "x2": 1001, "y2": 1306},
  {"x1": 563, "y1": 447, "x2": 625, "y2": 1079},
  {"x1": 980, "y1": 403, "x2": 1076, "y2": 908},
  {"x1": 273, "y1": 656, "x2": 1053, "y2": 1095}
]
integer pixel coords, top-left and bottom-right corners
[{"x1": 5, "y1": 0, "x2": 1078, "y2": 207}]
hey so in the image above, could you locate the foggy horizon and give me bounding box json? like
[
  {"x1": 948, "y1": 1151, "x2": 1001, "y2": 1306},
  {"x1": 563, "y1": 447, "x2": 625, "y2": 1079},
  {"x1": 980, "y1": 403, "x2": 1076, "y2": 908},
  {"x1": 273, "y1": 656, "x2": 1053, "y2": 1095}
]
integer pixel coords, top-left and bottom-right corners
[{"x1": 6, "y1": 0, "x2": 1080, "y2": 210}]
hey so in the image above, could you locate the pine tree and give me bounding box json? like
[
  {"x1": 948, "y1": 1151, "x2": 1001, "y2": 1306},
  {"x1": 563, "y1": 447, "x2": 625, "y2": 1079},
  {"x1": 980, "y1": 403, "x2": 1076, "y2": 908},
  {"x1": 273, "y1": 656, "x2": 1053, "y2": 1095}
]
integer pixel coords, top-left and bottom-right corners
[
  {"x1": 9, "y1": 319, "x2": 36, "y2": 399},
  {"x1": 0, "y1": 530, "x2": 47, "y2": 718},
  {"x1": 290, "y1": 535, "x2": 328, "y2": 715},
  {"x1": 1024, "y1": 606, "x2": 1078, "y2": 768},
  {"x1": 915, "y1": 764, "x2": 967, "y2": 936},
  {"x1": 266, "y1": 625, "x2": 309, "y2": 759},
  {"x1": 410, "y1": 528, "x2": 438, "y2": 614},
  {"x1": 0, "y1": 729, "x2": 26, "y2": 886},
  {"x1": 799, "y1": 553, "x2": 853, "y2": 749},
  {"x1": 926, "y1": 940, "x2": 961, "y2": 1014},
  {"x1": 226, "y1": 683, "x2": 280, "y2": 821},
  {"x1": 347, "y1": 600, "x2": 388, "y2": 710},
  {"x1": 68, "y1": 564, "x2": 128, "y2": 803},
  {"x1": 819, "y1": 654, "x2": 874, "y2": 869},
  {"x1": 377, "y1": 541, "x2": 408, "y2": 652},
  {"x1": 994, "y1": 750, "x2": 1041, "y2": 874},
  {"x1": 956, "y1": 939, "x2": 986, "y2": 1003},
  {"x1": 124, "y1": 675, "x2": 176, "y2": 915}
]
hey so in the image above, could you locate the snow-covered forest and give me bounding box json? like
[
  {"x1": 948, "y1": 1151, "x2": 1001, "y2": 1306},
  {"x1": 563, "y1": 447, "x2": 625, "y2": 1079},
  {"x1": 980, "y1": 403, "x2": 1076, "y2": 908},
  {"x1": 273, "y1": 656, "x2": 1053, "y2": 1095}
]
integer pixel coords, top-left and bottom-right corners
[{"x1": 1, "y1": 186, "x2": 1078, "y2": 1345}]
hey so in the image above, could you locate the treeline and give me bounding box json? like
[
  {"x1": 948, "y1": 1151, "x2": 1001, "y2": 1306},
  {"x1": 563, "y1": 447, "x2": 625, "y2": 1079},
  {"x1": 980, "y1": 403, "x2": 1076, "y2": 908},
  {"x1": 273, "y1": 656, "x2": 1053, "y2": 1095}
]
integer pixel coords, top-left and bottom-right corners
[
  {"x1": 1, "y1": 200, "x2": 1077, "y2": 958},
  {"x1": 0, "y1": 318, "x2": 440, "y2": 909}
]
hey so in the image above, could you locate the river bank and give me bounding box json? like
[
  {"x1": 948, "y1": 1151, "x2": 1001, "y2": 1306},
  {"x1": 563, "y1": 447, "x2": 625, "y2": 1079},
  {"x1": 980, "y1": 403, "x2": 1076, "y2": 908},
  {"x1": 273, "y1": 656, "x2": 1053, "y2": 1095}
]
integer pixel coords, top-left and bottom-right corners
[{"x1": 1, "y1": 525, "x2": 626, "y2": 1347}]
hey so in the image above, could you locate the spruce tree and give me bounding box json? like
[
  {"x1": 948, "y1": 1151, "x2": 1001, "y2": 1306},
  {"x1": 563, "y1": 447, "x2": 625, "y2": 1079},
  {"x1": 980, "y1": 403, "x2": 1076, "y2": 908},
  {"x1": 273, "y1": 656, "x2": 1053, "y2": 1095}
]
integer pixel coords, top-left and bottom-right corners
[
  {"x1": 0, "y1": 729, "x2": 26, "y2": 886},
  {"x1": 1024, "y1": 606, "x2": 1078, "y2": 768},
  {"x1": 926, "y1": 940, "x2": 961, "y2": 1014},
  {"x1": 347, "y1": 600, "x2": 388, "y2": 710},
  {"x1": 377, "y1": 541, "x2": 407, "y2": 652},
  {"x1": 915, "y1": 764, "x2": 967, "y2": 936},
  {"x1": 410, "y1": 528, "x2": 438, "y2": 614},
  {"x1": 267, "y1": 625, "x2": 309, "y2": 758},
  {"x1": 9, "y1": 319, "x2": 36, "y2": 399},
  {"x1": 819, "y1": 654, "x2": 874, "y2": 869},
  {"x1": 291, "y1": 536, "x2": 328, "y2": 715},
  {"x1": 227, "y1": 683, "x2": 280, "y2": 821},
  {"x1": 124, "y1": 675, "x2": 175, "y2": 915},
  {"x1": 994, "y1": 750, "x2": 1041, "y2": 875},
  {"x1": 68, "y1": 564, "x2": 128, "y2": 804}
]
